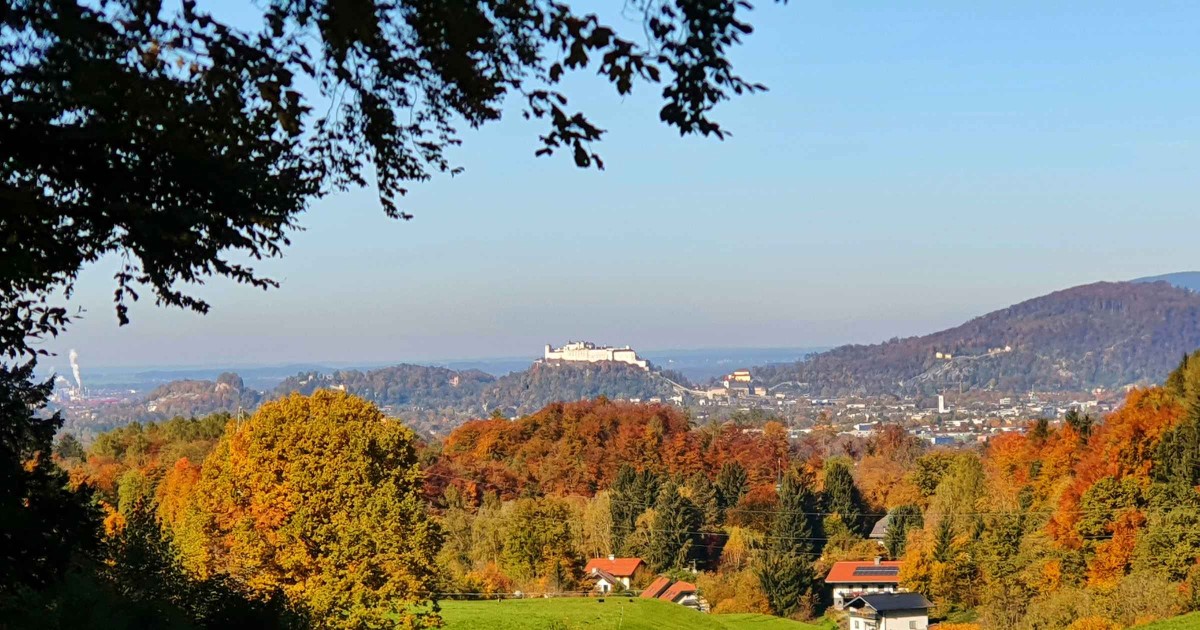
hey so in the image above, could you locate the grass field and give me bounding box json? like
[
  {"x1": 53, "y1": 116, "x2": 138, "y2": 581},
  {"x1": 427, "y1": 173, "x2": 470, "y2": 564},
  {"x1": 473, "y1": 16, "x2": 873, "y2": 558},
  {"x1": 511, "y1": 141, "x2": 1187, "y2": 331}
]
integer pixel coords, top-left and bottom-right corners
[
  {"x1": 439, "y1": 598, "x2": 832, "y2": 630},
  {"x1": 1136, "y1": 612, "x2": 1200, "y2": 628}
]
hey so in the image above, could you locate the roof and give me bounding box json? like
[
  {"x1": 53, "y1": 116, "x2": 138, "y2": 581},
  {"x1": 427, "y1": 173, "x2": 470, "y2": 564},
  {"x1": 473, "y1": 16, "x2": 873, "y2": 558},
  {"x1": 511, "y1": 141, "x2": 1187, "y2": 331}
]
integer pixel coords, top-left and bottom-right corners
[
  {"x1": 824, "y1": 560, "x2": 902, "y2": 583},
  {"x1": 640, "y1": 576, "x2": 672, "y2": 599},
  {"x1": 845, "y1": 593, "x2": 932, "y2": 612},
  {"x1": 658, "y1": 581, "x2": 697, "y2": 602},
  {"x1": 584, "y1": 557, "x2": 644, "y2": 578},
  {"x1": 868, "y1": 514, "x2": 891, "y2": 539},
  {"x1": 590, "y1": 568, "x2": 619, "y2": 586}
]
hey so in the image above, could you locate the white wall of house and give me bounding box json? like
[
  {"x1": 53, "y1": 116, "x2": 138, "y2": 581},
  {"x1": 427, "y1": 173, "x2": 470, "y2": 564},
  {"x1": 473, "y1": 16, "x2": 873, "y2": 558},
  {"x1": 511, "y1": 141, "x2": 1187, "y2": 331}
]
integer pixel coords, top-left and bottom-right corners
[
  {"x1": 832, "y1": 584, "x2": 900, "y2": 607},
  {"x1": 878, "y1": 611, "x2": 928, "y2": 630},
  {"x1": 591, "y1": 574, "x2": 632, "y2": 593},
  {"x1": 848, "y1": 610, "x2": 928, "y2": 630}
]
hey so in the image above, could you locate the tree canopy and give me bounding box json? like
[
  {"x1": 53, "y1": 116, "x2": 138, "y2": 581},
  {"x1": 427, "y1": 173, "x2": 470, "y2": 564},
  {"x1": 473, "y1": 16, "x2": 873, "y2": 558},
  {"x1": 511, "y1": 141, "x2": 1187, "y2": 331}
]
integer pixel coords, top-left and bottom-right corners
[
  {"x1": 173, "y1": 390, "x2": 442, "y2": 628},
  {"x1": 1, "y1": 0, "x2": 779, "y2": 355}
]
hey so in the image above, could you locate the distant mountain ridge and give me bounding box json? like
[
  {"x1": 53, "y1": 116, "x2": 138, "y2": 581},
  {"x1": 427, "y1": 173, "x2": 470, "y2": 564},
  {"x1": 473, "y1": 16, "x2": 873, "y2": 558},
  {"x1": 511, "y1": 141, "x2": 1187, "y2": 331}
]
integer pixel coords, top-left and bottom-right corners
[
  {"x1": 754, "y1": 281, "x2": 1200, "y2": 396},
  {"x1": 1133, "y1": 271, "x2": 1200, "y2": 293}
]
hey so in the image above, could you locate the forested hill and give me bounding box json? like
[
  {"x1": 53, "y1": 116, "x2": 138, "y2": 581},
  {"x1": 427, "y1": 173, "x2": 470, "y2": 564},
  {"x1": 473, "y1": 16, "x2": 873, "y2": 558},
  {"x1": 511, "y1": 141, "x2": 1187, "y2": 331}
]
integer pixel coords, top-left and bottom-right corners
[
  {"x1": 478, "y1": 361, "x2": 680, "y2": 414},
  {"x1": 755, "y1": 281, "x2": 1200, "y2": 396},
  {"x1": 272, "y1": 361, "x2": 678, "y2": 416},
  {"x1": 74, "y1": 361, "x2": 683, "y2": 436},
  {"x1": 1134, "y1": 271, "x2": 1200, "y2": 293},
  {"x1": 272, "y1": 363, "x2": 498, "y2": 407}
]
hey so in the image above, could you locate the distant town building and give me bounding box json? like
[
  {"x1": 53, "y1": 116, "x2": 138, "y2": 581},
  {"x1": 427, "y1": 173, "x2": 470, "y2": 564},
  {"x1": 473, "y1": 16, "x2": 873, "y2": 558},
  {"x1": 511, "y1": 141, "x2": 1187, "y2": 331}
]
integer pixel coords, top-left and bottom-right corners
[
  {"x1": 725, "y1": 369, "x2": 753, "y2": 383},
  {"x1": 543, "y1": 341, "x2": 649, "y2": 371}
]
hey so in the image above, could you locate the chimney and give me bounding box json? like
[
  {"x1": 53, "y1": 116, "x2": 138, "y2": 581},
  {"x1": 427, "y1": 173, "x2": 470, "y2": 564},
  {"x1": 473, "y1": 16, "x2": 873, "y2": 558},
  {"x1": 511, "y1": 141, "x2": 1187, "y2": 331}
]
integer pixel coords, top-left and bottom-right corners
[
  {"x1": 874, "y1": 556, "x2": 882, "y2": 566},
  {"x1": 608, "y1": 554, "x2": 616, "y2": 561}
]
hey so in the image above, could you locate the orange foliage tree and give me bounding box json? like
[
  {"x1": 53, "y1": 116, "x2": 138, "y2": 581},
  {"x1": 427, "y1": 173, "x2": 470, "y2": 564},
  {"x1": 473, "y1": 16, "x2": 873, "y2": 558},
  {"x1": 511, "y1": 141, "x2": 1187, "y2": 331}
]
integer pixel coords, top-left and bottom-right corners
[{"x1": 1048, "y1": 387, "x2": 1183, "y2": 549}]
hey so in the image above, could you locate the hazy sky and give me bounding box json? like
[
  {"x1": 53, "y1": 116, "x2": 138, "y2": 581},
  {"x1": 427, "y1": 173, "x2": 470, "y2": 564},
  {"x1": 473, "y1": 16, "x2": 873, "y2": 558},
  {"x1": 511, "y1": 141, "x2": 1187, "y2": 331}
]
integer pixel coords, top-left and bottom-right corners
[{"x1": 43, "y1": 1, "x2": 1200, "y2": 369}]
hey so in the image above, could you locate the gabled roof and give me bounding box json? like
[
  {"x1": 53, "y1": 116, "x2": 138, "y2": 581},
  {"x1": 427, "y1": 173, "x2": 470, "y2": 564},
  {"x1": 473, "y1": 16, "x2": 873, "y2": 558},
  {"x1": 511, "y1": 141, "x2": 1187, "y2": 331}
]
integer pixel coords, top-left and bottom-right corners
[
  {"x1": 590, "y1": 568, "x2": 619, "y2": 586},
  {"x1": 845, "y1": 592, "x2": 932, "y2": 612},
  {"x1": 640, "y1": 576, "x2": 672, "y2": 599},
  {"x1": 869, "y1": 514, "x2": 890, "y2": 539},
  {"x1": 584, "y1": 557, "x2": 644, "y2": 578},
  {"x1": 658, "y1": 580, "x2": 697, "y2": 602},
  {"x1": 824, "y1": 560, "x2": 902, "y2": 583}
]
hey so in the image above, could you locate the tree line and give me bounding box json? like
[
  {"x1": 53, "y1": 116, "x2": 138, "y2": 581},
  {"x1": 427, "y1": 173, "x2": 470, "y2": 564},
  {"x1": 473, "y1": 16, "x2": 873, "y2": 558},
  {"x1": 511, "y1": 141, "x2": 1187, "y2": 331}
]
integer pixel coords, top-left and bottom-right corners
[{"x1": 22, "y1": 350, "x2": 1200, "y2": 628}]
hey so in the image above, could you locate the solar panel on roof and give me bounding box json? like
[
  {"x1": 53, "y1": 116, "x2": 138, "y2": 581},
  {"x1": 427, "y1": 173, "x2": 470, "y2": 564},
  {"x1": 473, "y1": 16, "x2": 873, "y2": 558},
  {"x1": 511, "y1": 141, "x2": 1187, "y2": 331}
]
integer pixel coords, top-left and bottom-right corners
[{"x1": 852, "y1": 567, "x2": 900, "y2": 577}]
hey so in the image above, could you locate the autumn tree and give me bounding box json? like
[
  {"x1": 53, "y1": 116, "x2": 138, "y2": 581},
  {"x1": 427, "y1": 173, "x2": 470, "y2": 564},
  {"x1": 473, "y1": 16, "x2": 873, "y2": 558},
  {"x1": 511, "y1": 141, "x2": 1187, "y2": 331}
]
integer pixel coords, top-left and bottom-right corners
[
  {"x1": 910, "y1": 451, "x2": 956, "y2": 498},
  {"x1": 503, "y1": 498, "x2": 579, "y2": 590},
  {"x1": 177, "y1": 391, "x2": 442, "y2": 629},
  {"x1": 579, "y1": 492, "x2": 614, "y2": 560},
  {"x1": 1048, "y1": 387, "x2": 1182, "y2": 549},
  {"x1": 977, "y1": 507, "x2": 1036, "y2": 628},
  {"x1": 902, "y1": 454, "x2": 987, "y2": 615},
  {"x1": 932, "y1": 454, "x2": 986, "y2": 538}
]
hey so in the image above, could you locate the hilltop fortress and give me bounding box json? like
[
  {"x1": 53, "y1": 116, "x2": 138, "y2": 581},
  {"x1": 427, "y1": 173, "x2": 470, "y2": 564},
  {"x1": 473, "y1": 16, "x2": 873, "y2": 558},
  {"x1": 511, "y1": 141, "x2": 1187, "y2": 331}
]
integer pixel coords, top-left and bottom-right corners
[{"x1": 543, "y1": 341, "x2": 650, "y2": 371}]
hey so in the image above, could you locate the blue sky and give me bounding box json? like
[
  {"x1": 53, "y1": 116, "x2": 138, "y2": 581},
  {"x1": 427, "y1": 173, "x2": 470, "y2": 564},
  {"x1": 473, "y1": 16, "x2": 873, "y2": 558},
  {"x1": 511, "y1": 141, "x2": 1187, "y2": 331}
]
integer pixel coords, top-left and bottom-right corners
[{"x1": 44, "y1": 1, "x2": 1200, "y2": 368}]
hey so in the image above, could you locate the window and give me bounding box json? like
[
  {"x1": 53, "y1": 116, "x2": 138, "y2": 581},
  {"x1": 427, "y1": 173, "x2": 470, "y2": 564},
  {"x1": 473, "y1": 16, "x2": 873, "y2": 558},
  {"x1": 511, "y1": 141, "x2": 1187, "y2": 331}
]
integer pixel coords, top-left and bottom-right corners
[
  {"x1": 853, "y1": 621, "x2": 860, "y2": 630},
  {"x1": 909, "y1": 622, "x2": 917, "y2": 629}
]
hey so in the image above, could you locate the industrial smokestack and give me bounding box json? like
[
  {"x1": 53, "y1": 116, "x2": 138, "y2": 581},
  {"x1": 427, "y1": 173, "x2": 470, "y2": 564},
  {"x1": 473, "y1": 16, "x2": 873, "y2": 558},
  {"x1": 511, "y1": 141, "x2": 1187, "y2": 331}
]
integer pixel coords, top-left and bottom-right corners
[{"x1": 69, "y1": 349, "x2": 83, "y2": 393}]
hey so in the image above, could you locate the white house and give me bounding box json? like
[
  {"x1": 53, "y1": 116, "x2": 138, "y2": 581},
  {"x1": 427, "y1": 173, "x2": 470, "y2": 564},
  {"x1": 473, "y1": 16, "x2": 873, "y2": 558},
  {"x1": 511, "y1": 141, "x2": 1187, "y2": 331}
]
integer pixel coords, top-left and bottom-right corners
[
  {"x1": 825, "y1": 559, "x2": 904, "y2": 609},
  {"x1": 584, "y1": 556, "x2": 644, "y2": 593},
  {"x1": 845, "y1": 593, "x2": 932, "y2": 630}
]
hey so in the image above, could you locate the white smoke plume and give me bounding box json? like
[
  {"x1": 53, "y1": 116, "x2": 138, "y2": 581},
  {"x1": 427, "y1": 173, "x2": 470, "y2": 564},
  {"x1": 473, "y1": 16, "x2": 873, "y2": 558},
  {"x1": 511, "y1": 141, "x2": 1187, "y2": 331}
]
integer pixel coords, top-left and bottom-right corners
[{"x1": 69, "y1": 349, "x2": 83, "y2": 392}]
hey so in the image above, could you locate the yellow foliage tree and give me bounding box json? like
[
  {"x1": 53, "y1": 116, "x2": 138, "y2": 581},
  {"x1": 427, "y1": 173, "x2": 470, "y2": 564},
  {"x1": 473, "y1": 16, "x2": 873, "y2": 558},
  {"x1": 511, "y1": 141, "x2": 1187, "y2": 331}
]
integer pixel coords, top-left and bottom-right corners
[
  {"x1": 176, "y1": 391, "x2": 442, "y2": 629},
  {"x1": 1065, "y1": 616, "x2": 1120, "y2": 630}
]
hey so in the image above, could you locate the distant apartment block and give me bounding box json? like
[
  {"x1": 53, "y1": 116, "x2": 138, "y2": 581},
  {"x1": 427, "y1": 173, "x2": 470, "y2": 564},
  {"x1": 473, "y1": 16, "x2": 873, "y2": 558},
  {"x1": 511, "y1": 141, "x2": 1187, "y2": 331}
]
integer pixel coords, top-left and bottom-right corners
[{"x1": 543, "y1": 341, "x2": 650, "y2": 371}]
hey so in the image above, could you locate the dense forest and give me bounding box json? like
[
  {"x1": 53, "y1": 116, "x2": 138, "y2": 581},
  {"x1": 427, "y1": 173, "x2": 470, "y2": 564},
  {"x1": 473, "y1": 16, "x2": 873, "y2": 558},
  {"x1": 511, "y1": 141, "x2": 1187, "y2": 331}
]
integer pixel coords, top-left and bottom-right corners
[
  {"x1": 756, "y1": 281, "x2": 1200, "y2": 396},
  {"x1": 31, "y1": 349, "x2": 1200, "y2": 628}
]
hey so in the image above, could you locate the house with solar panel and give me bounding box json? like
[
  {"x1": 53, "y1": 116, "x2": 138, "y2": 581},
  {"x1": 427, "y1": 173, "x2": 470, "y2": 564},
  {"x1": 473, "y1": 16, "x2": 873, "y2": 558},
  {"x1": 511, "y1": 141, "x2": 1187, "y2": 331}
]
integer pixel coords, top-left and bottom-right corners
[
  {"x1": 844, "y1": 592, "x2": 932, "y2": 630},
  {"x1": 824, "y1": 558, "x2": 904, "y2": 609}
]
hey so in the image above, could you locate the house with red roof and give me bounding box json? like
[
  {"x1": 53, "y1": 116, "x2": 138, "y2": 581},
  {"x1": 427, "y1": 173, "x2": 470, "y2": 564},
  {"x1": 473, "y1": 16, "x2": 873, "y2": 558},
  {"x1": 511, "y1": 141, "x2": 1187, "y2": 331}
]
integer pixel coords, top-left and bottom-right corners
[
  {"x1": 584, "y1": 556, "x2": 645, "y2": 593},
  {"x1": 658, "y1": 580, "x2": 699, "y2": 608},
  {"x1": 639, "y1": 576, "x2": 673, "y2": 600},
  {"x1": 825, "y1": 558, "x2": 905, "y2": 609},
  {"x1": 638, "y1": 576, "x2": 703, "y2": 611}
]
